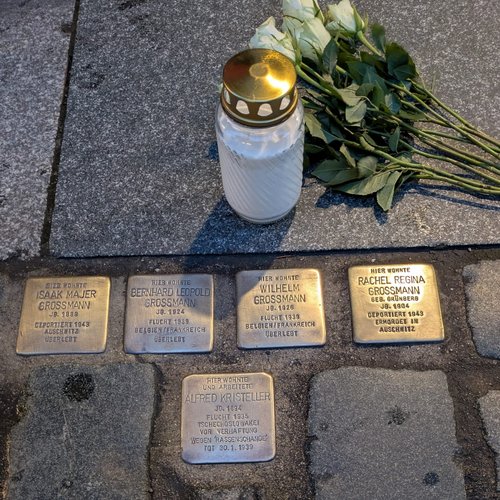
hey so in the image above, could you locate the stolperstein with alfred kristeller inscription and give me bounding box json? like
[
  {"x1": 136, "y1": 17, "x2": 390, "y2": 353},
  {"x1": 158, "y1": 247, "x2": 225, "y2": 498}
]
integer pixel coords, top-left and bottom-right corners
[
  {"x1": 181, "y1": 372, "x2": 275, "y2": 464},
  {"x1": 124, "y1": 274, "x2": 214, "y2": 353},
  {"x1": 348, "y1": 264, "x2": 444, "y2": 343},
  {"x1": 236, "y1": 269, "x2": 326, "y2": 349},
  {"x1": 17, "y1": 276, "x2": 110, "y2": 354}
]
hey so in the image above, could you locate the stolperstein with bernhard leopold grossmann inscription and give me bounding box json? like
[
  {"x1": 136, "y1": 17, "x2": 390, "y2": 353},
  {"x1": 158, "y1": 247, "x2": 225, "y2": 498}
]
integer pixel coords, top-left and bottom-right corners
[
  {"x1": 17, "y1": 276, "x2": 110, "y2": 354},
  {"x1": 348, "y1": 264, "x2": 444, "y2": 343},
  {"x1": 181, "y1": 372, "x2": 275, "y2": 464},
  {"x1": 236, "y1": 269, "x2": 326, "y2": 349},
  {"x1": 124, "y1": 274, "x2": 213, "y2": 353}
]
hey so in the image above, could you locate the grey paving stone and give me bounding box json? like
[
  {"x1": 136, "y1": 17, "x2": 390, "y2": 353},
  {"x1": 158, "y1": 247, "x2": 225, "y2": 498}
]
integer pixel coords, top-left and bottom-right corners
[
  {"x1": 479, "y1": 391, "x2": 500, "y2": 492},
  {"x1": 7, "y1": 363, "x2": 155, "y2": 500},
  {"x1": 463, "y1": 261, "x2": 500, "y2": 359},
  {"x1": 0, "y1": 0, "x2": 73, "y2": 260},
  {"x1": 49, "y1": 0, "x2": 499, "y2": 257},
  {"x1": 308, "y1": 367, "x2": 465, "y2": 499}
]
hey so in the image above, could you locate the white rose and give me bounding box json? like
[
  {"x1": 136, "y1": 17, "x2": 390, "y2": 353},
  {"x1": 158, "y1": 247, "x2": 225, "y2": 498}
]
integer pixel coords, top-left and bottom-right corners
[
  {"x1": 249, "y1": 17, "x2": 297, "y2": 63},
  {"x1": 282, "y1": 0, "x2": 324, "y2": 23},
  {"x1": 326, "y1": 0, "x2": 365, "y2": 35},
  {"x1": 294, "y1": 17, "x2": 331, "y2": 65}
]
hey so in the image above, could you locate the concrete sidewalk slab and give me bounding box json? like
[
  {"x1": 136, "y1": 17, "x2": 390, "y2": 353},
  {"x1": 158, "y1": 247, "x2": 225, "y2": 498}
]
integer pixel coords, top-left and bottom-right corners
[
  {"x1": 49, "y1": 0, "x2": 499, "y2": 258},
  {"x1": 0, "y1": 0, "x2": 73, "y2": 260},
  {"x1": 308, "y1": 367, "x2": 465, "y2": 499},
  {"x1": 463, "y1": 260, "x2": 500, "y2": 359},
  {"x1": 7, "y1": 363, "x2": 155, "y2": 500}
]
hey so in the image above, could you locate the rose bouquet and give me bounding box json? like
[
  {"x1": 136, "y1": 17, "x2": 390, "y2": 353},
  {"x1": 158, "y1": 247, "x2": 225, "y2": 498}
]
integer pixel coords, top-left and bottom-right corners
[{"x1": 249, "y1": 0, "x2": 500, "y2": 210}]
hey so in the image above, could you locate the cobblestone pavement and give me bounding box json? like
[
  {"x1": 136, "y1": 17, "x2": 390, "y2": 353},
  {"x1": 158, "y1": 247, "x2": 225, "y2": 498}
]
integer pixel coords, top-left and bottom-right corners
[
  {"x1": 1, "y1": 0, "x2": 499, "y2": 499},
  {"x1": 1, "y1": 251, "x2": 500, "y2": 499}
]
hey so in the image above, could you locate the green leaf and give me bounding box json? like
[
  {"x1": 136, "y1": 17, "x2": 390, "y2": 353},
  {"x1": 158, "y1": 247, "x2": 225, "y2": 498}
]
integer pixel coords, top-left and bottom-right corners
[
  {"x1": 397, "y1": 151, "x2": 414, "y2": 163},
  {"x1": 384, "y1": 93, "x2": 401, "y2": 114},
  {"x1": 348, "y1": 61, "x2": 387, "y2": 90},
  {"x1": 386, "y1": 42, "x2": 417, "y2": 82},
  {"x1": 371, "y1": 84, "x2": 386, "y2": 108},
  {"x1": 304, "y1": 113, "x2": 335, "y2": 144},
  {"x1": 337, "y1": 85, "x2": 363, "y2": 106},
  {"x1": 303, "y1": 153, "x2": 310, "y2": 169},
  {"x1": 360, "y1": 52, "x2": 381, "y2": 66},
  {"x1": 398, "y1": 109, "x2": 426, "y2": 122},
  {"x1": 312, "y1": 159, "x2": 351, "y2": 184},
  {"x1": 337, "y1": 48, "x2": 358, "y2": 68},
  {"x1": 362, "y1": 132, "x2": 378, "y2": 147},
  {"x1": 393, "y1": 64, "x2": 415, "y2": 82},
  {"x1": 304, "y1": 143, "x2": 325, "y2": 154},
  {"x1": 302, "y1": 98, "x2": 323, "y2": 111},
  {"x1": 388, "y1": 127, "x2": 400, "y2": 152},
  {"x1": 317, "y1": 112, "x2": 335, "y2": 134},
  {"x1": 376, "y1": 171, "x2": 402, "y2": 210},
  {"x1": 326, "y1": 144, "x2": 341, "y2": 158},
  {"x1": 340, "y1": 144, "x2": 356, "y2": 167},
  {"x1": 352, "y1": 64, "x2": 388, "y2": 109},
  {"x1": 329, "y1": 124, "x2": 345, "y2": 140},
  {"x1": 357, "y1": 156, "x2": 378, "y2": 177},
  {"x1": 322, "y1": 38, "x2": 339, "y2": 75},
  {"x1": 345, "y1": 100, "x2": 367, "y2": 123},
  {"x1": 324, "y1": 169, "x2": 361, "y2": 186},
  {"x1": 306, "y1": 89, "x2": 332, "y2": 107},
  {"x1": 334, "y1": 171, "x2": 393, "y2": 196},
  {"x1": 346, "y1": 61, "x2": 372, "y2": 84},
  {"x1": 312, "y1": 159, "x2": 348, "y2": 178},
  {"x1": 371, "y1": 23, "x2": 386, "y2": 53},
  {"x1": 400, "y1": 171, "x2": 416, "y2": 184},
  {"x1": 356, "y1": 83, "x2": 375, "y2": 96}
]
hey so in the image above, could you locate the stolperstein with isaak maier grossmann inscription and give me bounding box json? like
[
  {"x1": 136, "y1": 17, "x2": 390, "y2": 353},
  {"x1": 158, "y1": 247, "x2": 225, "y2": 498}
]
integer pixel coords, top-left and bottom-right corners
[
  {"x1": 124, "y1": 274, "x2": 213, "y2": 353},
  {"x1": 236, "y1": 268, "x2": 326, "y2": 349},
  {"x1": 17, "y1": 276, "x2": 110, "y2": 355},
  {"x1": 181, "y1": 372, "x2": 275, "y2": 464},
  {"x1": 348, "y1": 264, "x2": 444, "y2": 343}
]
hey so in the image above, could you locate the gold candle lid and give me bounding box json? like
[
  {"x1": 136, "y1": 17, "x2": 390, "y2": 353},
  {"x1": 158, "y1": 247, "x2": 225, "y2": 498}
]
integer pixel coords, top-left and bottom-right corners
[{"x1": 221, "y1": 48, "x2": 298, "y2": 127}]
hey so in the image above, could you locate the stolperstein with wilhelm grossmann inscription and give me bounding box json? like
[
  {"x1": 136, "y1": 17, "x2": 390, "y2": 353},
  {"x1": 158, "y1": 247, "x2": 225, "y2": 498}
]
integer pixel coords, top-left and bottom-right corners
[
  {"x1": 124, "y1": 274, "x2": 213, "y2": 353},
  {"x1": 17, "y1": 276, "x2": 110, "y2": 354},
  {"x1": 236, "y1": 269, "x2": 326, "y2": 349},
  {"x1": 348, "y1": 264, "x2": 444, "y2": 343},
  {"x1": 181, "y1": 373, "x2": 275, "y2": 464}
]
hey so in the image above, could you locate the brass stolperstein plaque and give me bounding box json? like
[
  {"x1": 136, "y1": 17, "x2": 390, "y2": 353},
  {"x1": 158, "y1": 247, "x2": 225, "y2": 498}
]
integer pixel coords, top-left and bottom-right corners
[
  {"x1": 124, "y1": 274, "x2": 213, "y2": 353},
  {"x1": 181, "y1": 372, "x2": 275, "y2": 464},
  {"x1": 236, "y1": 269, "x2": 326, "y2": 349},
  {"x1": 348, "y1": 264, "x2": 444, "y2": 343},
  {"x1": 17, "y1": 276, "x2": 110, "y2": 355}
]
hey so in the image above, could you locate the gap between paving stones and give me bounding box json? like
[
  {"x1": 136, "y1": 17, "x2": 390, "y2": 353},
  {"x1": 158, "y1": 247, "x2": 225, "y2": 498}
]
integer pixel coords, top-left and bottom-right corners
[
  {"x1": 1, "y1": 247, "x2": 500, "y2": 498},
  {"x1": 40, "y1": 0, "x2": 81, "y2": 257}
]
